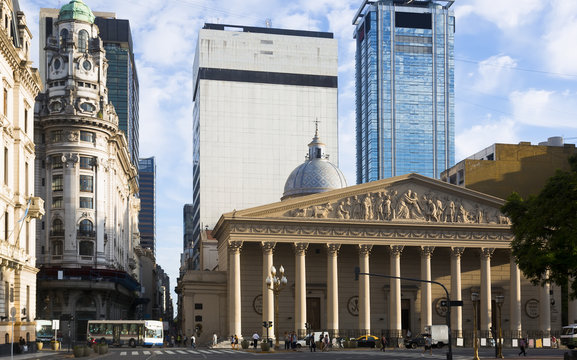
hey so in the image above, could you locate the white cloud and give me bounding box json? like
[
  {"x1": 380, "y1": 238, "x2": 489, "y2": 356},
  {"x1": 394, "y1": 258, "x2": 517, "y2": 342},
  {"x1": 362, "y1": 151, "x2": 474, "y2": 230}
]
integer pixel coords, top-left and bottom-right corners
[
  {"x1": 472, "y1": 55, "x2": 517, "y2": 93},
  {"x1": 455, "y1": 0, "x2": 545, "y2": 30},
  {"x1": 510, "y1": 89, "x2": 577, "y2": 128},
  {"x1": 543, "y1": 0, "x2": 577, "y2": 75},
  {"x1": 456, "y1": 118, "x2": 517, "y2": 161}
]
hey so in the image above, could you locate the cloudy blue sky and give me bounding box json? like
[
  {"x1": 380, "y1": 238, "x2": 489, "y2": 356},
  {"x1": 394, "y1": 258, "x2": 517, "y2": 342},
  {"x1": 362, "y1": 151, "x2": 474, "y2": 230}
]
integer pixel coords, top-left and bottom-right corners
[{"x1": 19, "y1": 0, "x2": 577, "y2": 311}]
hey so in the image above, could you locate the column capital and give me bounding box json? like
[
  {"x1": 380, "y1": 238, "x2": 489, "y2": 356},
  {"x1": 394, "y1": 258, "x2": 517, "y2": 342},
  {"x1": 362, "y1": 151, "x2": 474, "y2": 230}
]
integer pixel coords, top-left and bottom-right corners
[
  {"x1": 420, "y1": 246, "x2": 435, "y2": 257},
  {"x1": 481, "y1": 248, "x2": 495, "y2": 259},
  {"x1": 228, "y1": 241, "x2": 243, "y2": 254},
  {"x1": 451, "y1": 247, "x2": 465, "y2": 257},
  {"x1": 390, "y1": 245, "x2": 404, "y2": 257},
  {"x1": 294, "y1": 242, "x2": 308, "y2": 255},
  {"x1": 326, "y1": 243, "x2": 341, "y2": 256},
  {"x1": 261, "y1": 241, "x2": 276, "y2": 255},
  {"x1": 358, "y1": 244, "x2": 373, "y2": 256}
]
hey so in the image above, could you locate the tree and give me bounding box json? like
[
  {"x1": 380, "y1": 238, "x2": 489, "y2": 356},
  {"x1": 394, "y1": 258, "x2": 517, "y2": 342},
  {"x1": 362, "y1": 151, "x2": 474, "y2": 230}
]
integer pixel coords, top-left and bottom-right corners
[{"x1": 501, "y1": 154, "x2": 577, "y2": 298}]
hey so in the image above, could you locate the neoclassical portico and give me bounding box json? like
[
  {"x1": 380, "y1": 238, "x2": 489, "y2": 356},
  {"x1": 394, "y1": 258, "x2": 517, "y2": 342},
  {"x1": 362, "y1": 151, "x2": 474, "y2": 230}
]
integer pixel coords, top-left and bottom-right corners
[{"x1": 212, "y1": 174, "x2": 559, "y2": 342}]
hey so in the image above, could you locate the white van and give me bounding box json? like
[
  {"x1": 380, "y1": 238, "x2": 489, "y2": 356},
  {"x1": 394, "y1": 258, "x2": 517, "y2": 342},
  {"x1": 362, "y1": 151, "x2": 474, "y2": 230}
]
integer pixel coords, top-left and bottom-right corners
[{"x1": 296, "y1": 332, "x2": 328, "y2": 348}]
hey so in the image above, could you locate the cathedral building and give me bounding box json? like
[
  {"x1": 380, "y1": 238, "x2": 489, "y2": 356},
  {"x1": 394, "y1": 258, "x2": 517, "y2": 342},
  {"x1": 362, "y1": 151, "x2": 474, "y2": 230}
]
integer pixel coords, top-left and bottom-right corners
[
  {"x1": 0, "y1": 0, "x2": 44, "y2": 352},
  {"x1": 179, "y1": 130, "x2": 566, "y2": 348},
  {"x1": 34, "y1": 0, "x2": 140, "y2": 340}
]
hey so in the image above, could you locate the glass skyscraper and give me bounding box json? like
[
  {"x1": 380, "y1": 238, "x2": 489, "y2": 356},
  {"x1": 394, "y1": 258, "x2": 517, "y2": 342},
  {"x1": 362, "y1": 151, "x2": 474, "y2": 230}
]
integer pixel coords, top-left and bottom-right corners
[
  {"x1": 354, "y1": 0, "x2": 455, "y2": 182},
  {"x1": 138, "y1": 157, "x2": 156, "y2": 254}
]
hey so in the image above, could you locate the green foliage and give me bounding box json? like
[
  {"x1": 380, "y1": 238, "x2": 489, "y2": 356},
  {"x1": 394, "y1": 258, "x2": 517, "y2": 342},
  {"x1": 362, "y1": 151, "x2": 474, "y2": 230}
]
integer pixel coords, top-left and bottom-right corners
[{"x1": 502, "y1": 155, "x2": 577, "y2": 298}]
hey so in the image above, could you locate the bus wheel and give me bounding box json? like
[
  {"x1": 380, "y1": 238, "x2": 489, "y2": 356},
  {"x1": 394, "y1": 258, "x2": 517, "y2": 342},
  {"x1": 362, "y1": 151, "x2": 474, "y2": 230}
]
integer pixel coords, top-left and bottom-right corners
[{"x1": 129, "y1": 339, "x2": 136, "y2": 348}]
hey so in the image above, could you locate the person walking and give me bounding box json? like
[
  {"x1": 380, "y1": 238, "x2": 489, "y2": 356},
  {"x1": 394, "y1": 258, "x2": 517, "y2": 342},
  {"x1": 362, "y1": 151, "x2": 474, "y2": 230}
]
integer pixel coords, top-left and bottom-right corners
[
  {"x1": 309, "y1": 332, "x2": 316, "y2": 352},
  {"x1": 423, "y1": 334, "x2": 432, "y2": 356},
  {"x1": 213, "y1": 333, "x2": 218, "y2": 347},
  {"x1": 234, "y1": 335, "x2": 239, "y2": 350},
  {"x1": 191, "y1": 335, "x2": 196, "y2": 349},
  {"x1": 380, "y1": 335, "x2": 387, "y2": 352},
  {"x1": 230, "y1": 335, "x2": 235, "y2": 350},
  {"x1": 252, "y1": 331, "x2": 260, "y2": 349},
  {"x1": 518, "y1": 337, "x2": 527, "y2": 356},
  {"x1": 323, "y1": 334, "x2": 330, "y2": 351}
]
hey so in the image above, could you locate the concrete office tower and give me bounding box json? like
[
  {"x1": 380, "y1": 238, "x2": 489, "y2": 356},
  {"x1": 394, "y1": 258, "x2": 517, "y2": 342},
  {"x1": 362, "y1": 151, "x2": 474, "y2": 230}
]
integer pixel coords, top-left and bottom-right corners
[
  {"x1": 40, "y1": 8, "x2": 139, "y2": 167},
  {"x1": 354, "y1": 0, "x2": 455, "y2": 182},
  {"x1": 34, "y1": 0, "x2": 140, "y2": 339},
  {"x1": 0, "y1": 0, "x2": 44, "y2": 349},
  {"x1": 191, "y1": 23, "x2": 339, "y2": 258},
  {"x1": 138, "y1": 157, "x2": 155, "y2": 254}
]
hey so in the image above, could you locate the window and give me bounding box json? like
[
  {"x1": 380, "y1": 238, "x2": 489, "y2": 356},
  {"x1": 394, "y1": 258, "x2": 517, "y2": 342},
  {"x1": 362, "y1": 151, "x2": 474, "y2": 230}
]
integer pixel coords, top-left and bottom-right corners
[
  {"x1": 80, "y1": 131, "x2": 94, "y2": 142},
  {"x1": 3, "y1": 88, "x2": 7, "y2": 115},
  {"x1": 52, "y1": 155, "x2": 63, "y2": 169},
  {"x1": 79, "y1": 197, "x2": 93, "y2": 209},
  {"x1": 79, "y1": 219, "x2": 93, "y2": 236},
  {"x1": 52, "y1": 219, "x2": 64, "y2": 233},
  {"x1": 3, "y1": 147, "x2": 7, "y2": 184},
  {"x1": 79, "y1": 241, "x2": 93, "y2": 256},
  {"x1": 79, "y1": 156, "x2": 92, "y2": 169},
  {"x1": 80, "y1": 175, "x2": 93, "y2": 192},
  {"x1": 52, "y1": 240, "x2": 63, "y2": 255},
  {"x1": 78, "y1": 30, "x2": 88, "y2": 52},
  {"x1": 195, "y1": 316, "x2": 202, "y2": 322},
  {"x1": 51, "y1": 175, "x2": 63, "y2": 191},
  {"x1": 24, "y1": 108, "x2": 28, "y2": 133},
  {"x1": 4, "y1": 211, "x2": 7, "y2": 241},
  {"x1": 59, "y1": 28, "x2": 68, "y2": 48},
  {"x1": 24, "y1": 162, "x2": 29, "y2": 195},
  {"x1": 52, "y1": 130, "x2": 63, "y2": 143},
  {"x1": 52, "y1": 197, "x2": 63, "y2": 209},
  {"x1": 194, "y1": 303, "x2": 203, "y2": 310}
]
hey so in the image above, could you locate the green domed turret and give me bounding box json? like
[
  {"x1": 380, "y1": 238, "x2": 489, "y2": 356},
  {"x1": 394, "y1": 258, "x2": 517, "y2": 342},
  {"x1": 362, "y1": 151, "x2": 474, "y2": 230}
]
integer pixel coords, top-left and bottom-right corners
[{"x1": 58, "y1": 0, "x2": 95, "y2": 24}]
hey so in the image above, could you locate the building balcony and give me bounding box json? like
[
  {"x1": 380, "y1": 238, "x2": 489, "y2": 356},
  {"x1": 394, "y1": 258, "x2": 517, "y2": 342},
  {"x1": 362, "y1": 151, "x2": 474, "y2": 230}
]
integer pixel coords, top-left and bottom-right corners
[
  {"x1": 37, "y1": 267, "x2": 141, "y2": 293},
  {"x1": 27, "y1": 197, "x2": 45, "y2": 220},
  {"x1": 77, "y1": 230, "x2": 96, "y2": 238},
  {"x1": 50, "y1": 230, "x2": 65, "y2": 237}
]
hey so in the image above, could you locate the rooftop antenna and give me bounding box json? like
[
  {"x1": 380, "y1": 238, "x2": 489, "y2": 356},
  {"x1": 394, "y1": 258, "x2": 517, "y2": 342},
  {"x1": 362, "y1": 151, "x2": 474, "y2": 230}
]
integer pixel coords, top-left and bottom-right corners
[{"x1": 265, "y1": 18, "x2": 272, "y2": 28}]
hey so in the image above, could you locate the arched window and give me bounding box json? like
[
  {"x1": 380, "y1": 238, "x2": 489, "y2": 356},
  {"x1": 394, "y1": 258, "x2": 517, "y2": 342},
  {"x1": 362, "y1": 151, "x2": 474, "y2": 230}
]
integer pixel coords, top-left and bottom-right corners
[
  {"x1": 78, "y1": 30, "x2": 88, "y2": 53},
  {"x1": 59, "y1": 28, "x2": 68, "y2": 49},
  {"x1": 52, "y1": 219, "x2": 64, "y2": 236},
  {"x1": 79, "y1": 219, "x2": 93, "y2": 233},
  {"x1": 79, "y1": 241, "x2": 94, "y2": 256}
]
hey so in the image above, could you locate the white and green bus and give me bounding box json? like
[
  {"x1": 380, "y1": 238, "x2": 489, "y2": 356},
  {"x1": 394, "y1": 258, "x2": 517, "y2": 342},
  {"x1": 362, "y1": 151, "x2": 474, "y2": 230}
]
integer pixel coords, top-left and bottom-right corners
[
  {"x1": 561, "y1": 324, "x2": 577, "y2": 349},
  {"x1": 87, "y1": 320, "x2": 163, "y2": 347}
]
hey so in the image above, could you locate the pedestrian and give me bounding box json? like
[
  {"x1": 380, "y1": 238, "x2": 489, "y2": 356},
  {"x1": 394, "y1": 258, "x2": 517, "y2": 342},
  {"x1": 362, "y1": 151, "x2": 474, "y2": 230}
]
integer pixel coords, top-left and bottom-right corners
[
  {"x1": 319, "y1": 332, "x2": 325, "y2": 351},
  {"x1": 291, "y1": 332, "x2": 297, "y2": 350},
  {"x1": 213, "y1": 333, "x2": 218, "y2": 347},
  {"x1": 177, "y1": 334, "x2": 181, "y2": 347},
  {"x1": 183, "y1": 335, "x2": 188, "y2": 347},
  {"x1": 323, "y1": 334, "x2": 329, "y2": 351},
  {"x1": 191, "y1": 334, "x2": 196, "y2": 349},
  {"x1": 234, "y1": 335, "x2": 239, "y2": 349},
  {"x1": 309, "y1": 332, "x2": 316, "y2": 352},
  {"x1": 284, "y1": 332, "x2": 290, "y2": 350},
  {"x1": 518, "y1": 337, "x2": 526, "y2": 356},
  {"x1": 252, "y1": 331, "x2": 260, "y2": 349},
  {"x1": 423, "y1": 334, "x2": 432, "y2": 356},
  {"x1": 380, "y1": 335, "x2": 387, "y2": 352},
  {"x1": 230, "y1": 335, "x2": 235, "y2": 350}
]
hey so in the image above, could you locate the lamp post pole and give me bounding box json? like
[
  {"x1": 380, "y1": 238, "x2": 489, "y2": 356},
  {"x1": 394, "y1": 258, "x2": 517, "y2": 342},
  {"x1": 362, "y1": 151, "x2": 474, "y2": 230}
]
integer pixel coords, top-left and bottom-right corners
[
  {"x1": 472, "y1": 292, "x2": 480, "y2": 360},
  {"x1": 266, "y1": 265, "x2": 287, "y2": 350},
  {"x1": 496, "y1": 295, "x2": 504, "y2": 359}
]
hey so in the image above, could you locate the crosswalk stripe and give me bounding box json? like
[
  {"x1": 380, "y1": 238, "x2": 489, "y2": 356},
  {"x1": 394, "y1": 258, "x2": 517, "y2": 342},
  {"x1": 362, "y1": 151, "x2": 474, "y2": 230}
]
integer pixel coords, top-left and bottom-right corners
[
  {"x1": 221, "y1": 350, "x2": 236, "y2": 353},
  {"x1": 120, "y1": 351, "x2": 127, "y2": 356},
  {"x1": 197, "y1": 349, "x2": 211, "y2": 354},
  {"x1": 142, "y1": 351, "x2": 151, "y2": 354},
  {"x1": 154, "y1": 350, "x2": 162, "y2": 354},
  {"x1": 131, "y1": 351, "x2": 139, "y2": 355},
  {"x1": 164, "y1": 350, "x2": 175, "y2": 354},
  {"x1": 176, "y1": 350, "x2": 188, "y2": 354}
]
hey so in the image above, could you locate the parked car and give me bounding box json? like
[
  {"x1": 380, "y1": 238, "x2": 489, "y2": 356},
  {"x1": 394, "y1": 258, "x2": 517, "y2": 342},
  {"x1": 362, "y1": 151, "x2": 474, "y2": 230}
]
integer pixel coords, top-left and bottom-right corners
[
  {"x1": 354, "y1": 335, "x2": 379, "y2": 348},
  {"x1": 404, "y1": 333, "x2": 446, "y2": 349}
]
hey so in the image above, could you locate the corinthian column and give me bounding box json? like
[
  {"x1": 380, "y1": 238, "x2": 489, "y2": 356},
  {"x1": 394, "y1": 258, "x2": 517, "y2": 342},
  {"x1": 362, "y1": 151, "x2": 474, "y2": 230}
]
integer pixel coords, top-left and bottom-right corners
[
  {"x1": 294, "y1": 242, "x2": 308, "y2": 336},
  {"x1": 540, "y1": 271, "x2": 551, "y2": 337},
  {"x1": 421, "y1": 246, "x2": 435, "y2": 332},
  {"x1": 228, "y1": 241, "x2": 243, "y2": 339},
  {"x1": 261, "y1": 242, "x2": 275, "y2": 339},
  {"x1": 451, "y1": 247, "x2": 465, "y2": 337},
  {"x1": 390, "y1": 245, "x2": 404, "y2": 338},
  {"x1": 510, "y1": 255, "x2": 522, "y2": 338},
  {"x1": 327, "y1": 243, "x2": 341, "y2": 336},
  {"x1": 480, "y1": 248, "x2": 494, "y2": 335},
  {"x1": 358, "y1": 244, "x2": 373, "y2": 335}
]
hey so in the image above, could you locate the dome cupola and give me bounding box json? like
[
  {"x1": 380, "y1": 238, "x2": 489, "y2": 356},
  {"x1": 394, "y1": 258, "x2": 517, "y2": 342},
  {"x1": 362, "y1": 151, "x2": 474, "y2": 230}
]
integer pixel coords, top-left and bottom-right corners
[
  {"x1": 58, "y1": 0, "x2": 95, "y2": 24},
  {"x1": 282, "y1": 125, "x2": 347, "y2": 200}
]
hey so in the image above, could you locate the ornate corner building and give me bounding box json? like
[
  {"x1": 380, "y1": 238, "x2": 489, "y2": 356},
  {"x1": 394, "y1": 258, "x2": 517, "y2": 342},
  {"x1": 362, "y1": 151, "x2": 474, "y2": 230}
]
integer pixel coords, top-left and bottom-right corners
[
  {"x1": 34, "y1": 0, "x2": 141, "y2": 341},
  {"x1": 0, "y1": 0, "x2": 44, "y2": 352}
]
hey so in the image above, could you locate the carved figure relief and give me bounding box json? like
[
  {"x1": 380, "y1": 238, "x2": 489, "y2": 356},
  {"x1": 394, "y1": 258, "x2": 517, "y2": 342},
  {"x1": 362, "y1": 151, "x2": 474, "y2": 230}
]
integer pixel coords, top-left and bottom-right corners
[{"x1": 284, "y1": 185, "x2": 510, "y2": 225}]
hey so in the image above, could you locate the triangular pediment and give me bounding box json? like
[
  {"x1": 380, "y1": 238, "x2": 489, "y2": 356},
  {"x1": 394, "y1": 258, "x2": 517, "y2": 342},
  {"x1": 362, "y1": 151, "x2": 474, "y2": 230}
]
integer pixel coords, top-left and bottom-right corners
[{"x1": 222, "y1": 173, "x2": 510, "y2": 226}]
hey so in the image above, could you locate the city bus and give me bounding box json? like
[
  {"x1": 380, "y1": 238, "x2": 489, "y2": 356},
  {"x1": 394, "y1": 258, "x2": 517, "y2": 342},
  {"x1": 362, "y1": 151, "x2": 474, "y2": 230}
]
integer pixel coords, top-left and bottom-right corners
[
  {"x1": 87, "y1": 320, "x2": 163, "y2": 347},
  {"x1": 36, "y1": 320, "x2": 57, "y2": 343}
]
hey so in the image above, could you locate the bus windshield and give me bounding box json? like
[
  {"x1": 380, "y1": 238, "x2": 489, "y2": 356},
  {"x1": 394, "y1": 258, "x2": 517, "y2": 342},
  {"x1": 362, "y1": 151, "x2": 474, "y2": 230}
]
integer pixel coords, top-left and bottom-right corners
[{"x1": 563, "y1": 327, "x2": 575, "y2": 336}]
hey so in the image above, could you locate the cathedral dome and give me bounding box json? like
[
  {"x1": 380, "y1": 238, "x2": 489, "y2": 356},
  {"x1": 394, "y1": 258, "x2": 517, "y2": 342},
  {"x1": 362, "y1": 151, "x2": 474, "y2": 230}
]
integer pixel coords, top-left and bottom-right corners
[
  {"x1": 58, "y1": 0, "x2": 95, "y2": 24},
  {"x1": 282, "y1": 127, "x2": 347, "y2": 200}
]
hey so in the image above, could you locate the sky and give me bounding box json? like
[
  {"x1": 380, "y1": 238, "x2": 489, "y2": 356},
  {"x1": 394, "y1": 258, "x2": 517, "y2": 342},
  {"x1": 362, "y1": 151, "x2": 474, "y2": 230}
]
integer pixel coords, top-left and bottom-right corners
[{"x1": 18, "y1": 0, "x2": 577, "y2": 313}]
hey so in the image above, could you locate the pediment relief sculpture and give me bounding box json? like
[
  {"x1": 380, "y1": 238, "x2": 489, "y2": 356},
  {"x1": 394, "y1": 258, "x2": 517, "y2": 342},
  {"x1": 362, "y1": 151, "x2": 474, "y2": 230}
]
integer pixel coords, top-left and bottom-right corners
[{"x1": 285, "y1": 186, "x2": 510, "y2": 225}]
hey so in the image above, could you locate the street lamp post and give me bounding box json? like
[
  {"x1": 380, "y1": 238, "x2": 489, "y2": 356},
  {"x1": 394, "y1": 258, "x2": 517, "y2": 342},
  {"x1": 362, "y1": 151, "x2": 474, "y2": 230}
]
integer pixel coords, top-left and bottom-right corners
[
  {"x1": 472, "y1": 292, "x2": 480, "y2": 360},
  {"x1": 495, "y1": 295, "x2": 504, "y2": 359},
  {"x1": 266, "y1": 265, "x2": 287, "y2": 350}
]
